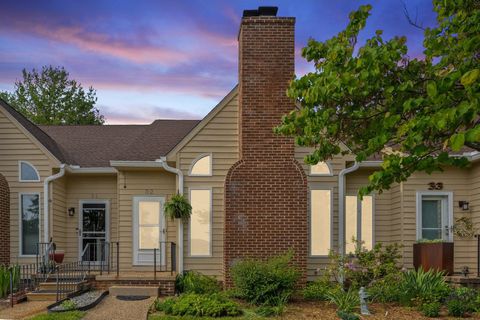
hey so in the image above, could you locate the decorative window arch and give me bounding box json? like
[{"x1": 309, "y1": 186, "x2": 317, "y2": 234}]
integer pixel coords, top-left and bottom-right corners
[
  {"x1": 19, "y1": 161, "x2": 40, "y2": 182},
  {"x1": 310, "y1": 162, "x2": 332, "y2": 176},
  {"x1": 189, "y1": 154, "x2": 212, "y2": 176}
]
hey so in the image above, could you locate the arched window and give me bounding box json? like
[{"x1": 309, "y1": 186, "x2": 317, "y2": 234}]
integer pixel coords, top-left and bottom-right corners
[
  {"x1": 310, "y1": 162, "x2": 332, "y2": 176},
  {"x1": 189, "y1": 154, "x2": 212, "y2": 176},
  {"x1": 19, "y1": 161, "x2": 40, "y2": 182}
]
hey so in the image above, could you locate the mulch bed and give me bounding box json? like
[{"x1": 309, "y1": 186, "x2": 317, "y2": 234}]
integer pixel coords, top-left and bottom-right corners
[{"x1": 280, "y1": 300, "x2": 480, "y2": 319}]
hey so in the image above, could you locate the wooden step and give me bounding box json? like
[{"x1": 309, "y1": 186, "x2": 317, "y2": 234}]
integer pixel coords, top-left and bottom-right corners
[
  {"x1": 39, "y1": 281, "x2": 89, "y2": 291},
  {"x1": 109, "y1": 286, "x2": 159, "y2": 297},
  {"x1": 27, "y1": 290, "x2": 73, "y2": 301}
]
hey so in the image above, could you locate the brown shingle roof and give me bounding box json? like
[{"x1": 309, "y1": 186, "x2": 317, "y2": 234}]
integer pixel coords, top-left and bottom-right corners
[{"x1": 40, "y1": 120, "x2": 200, "y2": 167}]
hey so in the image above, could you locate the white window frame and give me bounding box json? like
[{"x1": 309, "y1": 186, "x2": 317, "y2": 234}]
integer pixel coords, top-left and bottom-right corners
[
  {"x1": 19, "y1": 192, "x2": 41, "y2": 257},
  {"x1": 132, "y1": 196, "x2": 165, "y2": 266},
  {"x1": 78, "y1": 199, "x2": 110, "y2": 262},
  {"x1": 309, "y1": 186, "x2": 333, "y2": 257},
  {"x1": 188, "y1": 153, "x2": 213, "y2": 177},
  {"x1": 309, "y1": 161, "x2": 333, "y2": 176},
  {"x1": 18, "y1": 161, "x2": 41, "y2": 182},
  {"x1": 416, "y1": 191, "x2": 453, "y2": 242},
  {"x1": 345, "y1": 194, "x2": 375, "y2": 252},
  {"x1": 188, "y1": 187, "x2": 213, "y2": 257}
]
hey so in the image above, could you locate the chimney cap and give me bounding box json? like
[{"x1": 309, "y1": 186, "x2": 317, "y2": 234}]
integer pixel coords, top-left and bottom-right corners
[{"x1": 243, "y1": 6, "x2": 278, "y2": 17}]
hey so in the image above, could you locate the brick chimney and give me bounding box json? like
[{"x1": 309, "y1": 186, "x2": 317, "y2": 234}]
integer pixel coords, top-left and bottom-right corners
[{"x1": 224, "y1": 7, "x2": 307, "y2": 286}]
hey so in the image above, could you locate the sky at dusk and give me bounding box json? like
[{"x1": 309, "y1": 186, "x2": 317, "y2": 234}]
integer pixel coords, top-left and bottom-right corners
[{"x1": 0, "y1": 0, "x2": 437, "y2": 124}]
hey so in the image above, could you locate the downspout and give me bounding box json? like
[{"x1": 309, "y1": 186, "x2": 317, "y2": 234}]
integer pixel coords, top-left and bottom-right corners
[
  {"x1": 338, "y1": 161, "x2": 360, "y2": 256},
  {"x1": 156, "y1": 157, "x2": 184, "y2": 274},
  {"x1": 43, "y1": 164, "x2": 66, "y2": 243}
]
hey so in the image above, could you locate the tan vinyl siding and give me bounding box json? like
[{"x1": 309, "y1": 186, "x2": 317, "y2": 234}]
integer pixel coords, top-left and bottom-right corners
[
  {"x1": 179, "y1": 93, "x2": 239, "y2": 278},
  {"x1": 0, "y1": 108, "x2": 57, "y2": 263},
  {"x1": 116, "y1": 170, "x2": 176, "y2": 271},
  {"x1": 52, "y1": 177, "x2": 67, "y2": 253},
  {"x1": 64, "y1": 175, "x2": 118, "y2": 262},
  {"x1": 400, "y1": 168, "x2": 472, "y2": 273}
]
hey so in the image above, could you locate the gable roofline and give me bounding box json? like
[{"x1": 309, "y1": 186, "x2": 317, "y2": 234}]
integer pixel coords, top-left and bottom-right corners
[
  {"x1": 166, "y1": 85, "x2": 239, "y2": 161},
  {"x1": 0, "y1": 99, "x2": 64, "y2": 165}
]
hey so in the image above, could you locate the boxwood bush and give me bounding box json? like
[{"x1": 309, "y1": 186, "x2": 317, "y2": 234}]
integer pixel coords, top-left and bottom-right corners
[
  {"x1": 230, "y1": 250, "x2": 300, "y2": 306},
  {"x1": 155, "y1": 293, "x2": 242, "y2": 318}
]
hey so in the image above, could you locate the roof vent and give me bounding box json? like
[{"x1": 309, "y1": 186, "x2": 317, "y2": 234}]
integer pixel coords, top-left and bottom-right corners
[{"x1": 243, "y1": 6, "x2": 278, "y2": 17}]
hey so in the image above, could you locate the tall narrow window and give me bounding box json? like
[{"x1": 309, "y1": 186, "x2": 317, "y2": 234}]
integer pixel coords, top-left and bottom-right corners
[
  {"x1": 189, "y1": 154, "x2": 212, "y2": 176},
  {"x1": 345, "y1": 195, "x2": 373, "y2": 253},
  {"x1": 310, "y1": 189, "x2": 331, "y2": 256},
  {"x1": 190, "y1": 189, "x2": 211, "y2": 256},
  {"x1": 19, "y1": 161, "x2": 40, "y2": 182},
  {"x1": 310, "y1": 162, "x2": 332, "y2": 176},
  {"x1": 21, "y1": 193, "x2": 40, "y2": 255}
]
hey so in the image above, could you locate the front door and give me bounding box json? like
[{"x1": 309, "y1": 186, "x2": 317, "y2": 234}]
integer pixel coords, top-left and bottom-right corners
[
  {"x1": 417, "y1": 193, "x2": 452, "y2": 242},
  {"x1": 132, "y1": 196, "x2": 165, "y2": 265},
  {"x1": 79, "y1": 200, "x2": 109, "y2": 263}
]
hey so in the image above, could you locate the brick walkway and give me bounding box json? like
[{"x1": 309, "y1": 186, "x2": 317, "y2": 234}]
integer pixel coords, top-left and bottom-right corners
[{"x1": 82, "y1": 295, "x2": 155, "y2": 320}]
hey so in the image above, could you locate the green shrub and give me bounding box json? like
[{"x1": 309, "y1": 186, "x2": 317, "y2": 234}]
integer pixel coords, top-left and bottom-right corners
[
  {"x1": 447, "y1": 299, "x2": 467, "y2": 317},
  {"x1": 255, "y1": 305, "x2": 285, "y2": 317},
  {"x1": 230, "y1": 250, "x2": 300, "y2": 306},
  {"x1": 367, "y1": 272, "x2": 403, "y2": 303},
  {"x1": 445, "y1": 286, "x2": 477, "y2": 316},
  {"x1": 421, "y1": 301, "x2": 441, "y2": 318},
  {"x1": 326, "y1": 288, "x2": 359, "y2": 314},
  {"x1": 175, "y1": 270, "x2": 220, "y2": 294},
  {"x1": 327, "y1": 242, "x2": 402, "y2": 290},
  {"x1": 398, "y1": 268, "x2": 449, "y2": 306},
  {"x1": 154, "y1": 293, "x2": 242, "y2": 318},
  {"x1": 60, "y1": 299, "x2": 77, "y2": 311},
  {"x1": 303, "y1": 278, "x2": 339, "y2": 301},
  {"x1": 336, "y1": 311, "x2": 360, "y2": 320}
]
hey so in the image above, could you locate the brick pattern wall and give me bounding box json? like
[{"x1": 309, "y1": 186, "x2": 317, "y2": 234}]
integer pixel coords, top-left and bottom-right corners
[
  {"x1": 92, "y1": 279, "x2": 175, "y2": 296},
  {"x1": 224, "y1": 16, "x2": 308, "y2": 286},
  {"x1": 0, "y1": 173, "x2": 9, "y2": 265}
]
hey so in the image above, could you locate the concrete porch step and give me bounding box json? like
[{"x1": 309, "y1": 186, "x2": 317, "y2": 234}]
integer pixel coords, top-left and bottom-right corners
[
  {"x1": 39, "y1": 280, "x2": 89, "y2": 291},
  {"x1": 109, "y1": 286, "x2": 159, "y2": 297},
  {"x1": 27, "y1": 290, "x2": 73, "y2": 301}
]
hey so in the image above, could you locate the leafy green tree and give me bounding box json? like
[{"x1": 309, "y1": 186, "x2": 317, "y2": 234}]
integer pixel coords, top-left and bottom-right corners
[
  {"x1": 0, "y1": 66, "x2": 104, "y2": 125},
  {"x1": 275, "y1": 1, "x2": 480, "y2": 196}
]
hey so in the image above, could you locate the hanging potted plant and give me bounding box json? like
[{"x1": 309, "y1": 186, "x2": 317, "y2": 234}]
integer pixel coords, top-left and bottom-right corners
[{"x1": 164, "y1": 194, "x2": 192, "y2": 223}]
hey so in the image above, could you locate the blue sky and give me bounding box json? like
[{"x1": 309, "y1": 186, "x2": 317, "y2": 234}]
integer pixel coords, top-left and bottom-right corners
[{"x1": 0, "y1": 0, "x2": 436, "y2": 124}]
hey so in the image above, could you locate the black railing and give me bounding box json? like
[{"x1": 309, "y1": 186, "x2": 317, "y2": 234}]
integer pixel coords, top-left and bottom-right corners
[
  {"x1": 54, "y1": 260, "x2": 87, "y2": 301},
  {"x1": 153, "y1": 242, "x2": 177, "y2": 279},
  {"x1": 81, "y1": 241, "x2": 119, "y2": 277}
]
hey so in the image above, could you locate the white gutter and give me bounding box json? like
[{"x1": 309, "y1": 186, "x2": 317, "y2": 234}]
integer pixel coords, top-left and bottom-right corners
[
  {"x1": 66, "y1": 166, "x2": 117, "y2": 174},
  {"x1": 156, "y1": 157, "x2": 185, "y2": 274},
  {"x1": 338, "y1": 162, "x2": 360, "y2": 256},
  {"x1": 43, "y1": 164, "x2": 66, "y2": 243}
]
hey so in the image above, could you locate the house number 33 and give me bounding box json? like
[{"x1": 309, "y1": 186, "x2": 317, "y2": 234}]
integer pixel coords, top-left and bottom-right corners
[{"x1": 428, "y1": 182, "x2": 443, "y2": 190}]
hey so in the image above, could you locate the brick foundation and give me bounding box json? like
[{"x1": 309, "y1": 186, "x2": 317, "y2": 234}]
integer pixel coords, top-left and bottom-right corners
[
  {"x1": 224, "y1": 12, "x2": 308, "y2": 286},
  {"x1": 0, "y1": 173, "x2": 10, "y2": 265},
  {"x1": 91, "y1": 279, "x2": 175, "y2": 296}
]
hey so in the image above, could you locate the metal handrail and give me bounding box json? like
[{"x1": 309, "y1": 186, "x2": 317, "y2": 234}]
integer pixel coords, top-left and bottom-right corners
[{"x1": 153, "y1": 241, "x2": 177, "y2": 279}]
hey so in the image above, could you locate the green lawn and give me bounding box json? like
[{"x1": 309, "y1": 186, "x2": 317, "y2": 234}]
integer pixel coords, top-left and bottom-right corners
[{"x1": 28, "y1": 311, "x2": 86, "y2": 320}]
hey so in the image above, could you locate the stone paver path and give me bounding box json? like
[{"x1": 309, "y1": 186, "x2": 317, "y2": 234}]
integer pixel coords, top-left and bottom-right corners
[
  {"x1": 0, "y1": 301, "x2": 50, "y2": 320},
  {"x1": 82, "y1": 295, "x2": 155, "y2": 320}
]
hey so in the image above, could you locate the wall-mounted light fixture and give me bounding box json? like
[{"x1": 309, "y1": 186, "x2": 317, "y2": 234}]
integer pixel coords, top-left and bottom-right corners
[
  {"x1": 68, "y1": 207, "x2": 75, "y2": 217},
  {"x1": 459, "y1": 201, "x2": 470, "y2": 211}
]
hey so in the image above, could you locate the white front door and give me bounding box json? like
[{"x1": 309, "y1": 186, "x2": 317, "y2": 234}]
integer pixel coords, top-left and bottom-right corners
[
  {"x1": 79, "y1": 200, "x2": 109, "y2": 263},
  {"x1": 417, "y1": 192, "x2": 453, "y2": 242},
  {"x1": 132, "y1": 196, "x2": 165, "y2": 265}
]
